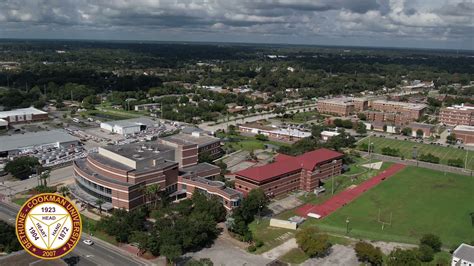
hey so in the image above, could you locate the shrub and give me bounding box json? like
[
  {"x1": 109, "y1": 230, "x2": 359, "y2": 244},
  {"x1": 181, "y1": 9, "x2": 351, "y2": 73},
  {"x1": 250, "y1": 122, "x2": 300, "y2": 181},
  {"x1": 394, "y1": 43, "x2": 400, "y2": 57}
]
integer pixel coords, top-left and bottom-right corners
[
  {"x1": 418, "y1": 153, "x2": 440, "y2": 164},
  {"x1": 354, "y1": 242, "x2": 383, "y2": 265},
  {"x1": 381, "y1": 146, "x2": 400, "y2": 157},
  {"x1": 417, "y1": 244, "x2": 434, "y2": 262},
  {"x1": 447, "y1": 158, "x2": 464, "y2": 168},
  {"x1": 387, "y1": 248, "x2": 421, "y2": 266},
  {"x1": 296, "y1": 227, "x2": 332, "y2": 258},
  {"x1": 247, "y1": 245, "x2": 256, "y2": 252},
  {"x1": 420, "y1": 234, "x2": 442, "y2": 252},
  {"x1": 254, "y1": 239, "x2": 264, "y2": 248}
]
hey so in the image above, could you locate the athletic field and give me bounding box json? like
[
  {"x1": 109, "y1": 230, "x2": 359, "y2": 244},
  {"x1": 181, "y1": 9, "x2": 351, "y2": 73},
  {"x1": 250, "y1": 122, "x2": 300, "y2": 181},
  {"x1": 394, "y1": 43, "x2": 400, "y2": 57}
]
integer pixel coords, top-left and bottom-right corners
[
  {"x1": 358, "y1": 136, "x2": 474, "y2": 170},
  {"x1": 312, "y1": 166, "x2": 474, "y2": 246}
]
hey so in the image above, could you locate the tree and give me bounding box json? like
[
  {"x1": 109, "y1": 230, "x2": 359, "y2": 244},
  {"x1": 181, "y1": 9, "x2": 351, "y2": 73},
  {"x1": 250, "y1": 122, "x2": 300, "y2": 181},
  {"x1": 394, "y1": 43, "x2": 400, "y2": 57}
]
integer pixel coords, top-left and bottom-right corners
[
  {"x1": 417, "y1": 244, "x2": 434, "y2": 262},
  {"x1": 387, "y1": 248, "x2": 421, "y2": 266},
  {"x1": 198, "y1": 151, "x2": 213, "y2": 163},
  {"x1": 420, "y1": 234, "x2": 442, "y2": 252},
  {"x1": 95, "y1": 198, "x2": 105, "y2": 214},
  {"x1": 311, "y1": 124, "x2": 324, "y2": 138},
  {"x1": 145, "y1": 184, "x2": 162, "y2": 209},
  {"x1": 129, "y1": 231, "x2": 149, "y2": 255},
  {"x1": 357, "y1": 113, "x2": 367, "y2": 121},
  {"x1": 59, "y1": 186, "x2": 69, "y2": 197},
  {"x1": 296, "y1": 227, "x2": 331, "y2": 258},
  {"x1": 4, "y1": 156, "x2": 40, "y2": 180},
  {"x1": 447, "y1": 158, "x2": 464, "y2": 168},
  {"x1": 160, "y1": 244, "x2": 182, "y2": 264},
  {"x1": 355, "y1": 122, "x2": 367, "y2": 135},
  {"x1": 354, "y1": 242, "x2": 383, "y2": 266},
  {"x1": 401, "y1": 127, "x2": 412, "y2": 136},
  {"x1": 255, "y1": 133, "x2": 268, "y2": 141},
  {"x1": 0, "y1": 221, "x2": 21, "y2": 253},
  {"x1": 446, "y1": 133, "x2": 457, "y2": 144},
  {"x1": 416, "y1": 129, "x2": 424, "y2": 138}
]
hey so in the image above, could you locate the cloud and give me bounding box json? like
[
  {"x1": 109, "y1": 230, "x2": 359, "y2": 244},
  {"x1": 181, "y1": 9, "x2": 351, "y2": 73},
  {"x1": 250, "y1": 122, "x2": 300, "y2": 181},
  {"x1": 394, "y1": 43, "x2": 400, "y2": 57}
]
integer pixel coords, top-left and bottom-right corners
[{"x1": 0, "y1": 0, "x2": 472, "y2": 49}]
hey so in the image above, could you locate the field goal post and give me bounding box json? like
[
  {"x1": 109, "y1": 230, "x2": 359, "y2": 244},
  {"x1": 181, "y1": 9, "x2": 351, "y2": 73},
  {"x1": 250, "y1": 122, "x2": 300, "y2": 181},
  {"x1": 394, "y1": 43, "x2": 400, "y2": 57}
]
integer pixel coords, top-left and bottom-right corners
[{"x1": 377, "y1": 208, "x2": 392, "y2": 230}]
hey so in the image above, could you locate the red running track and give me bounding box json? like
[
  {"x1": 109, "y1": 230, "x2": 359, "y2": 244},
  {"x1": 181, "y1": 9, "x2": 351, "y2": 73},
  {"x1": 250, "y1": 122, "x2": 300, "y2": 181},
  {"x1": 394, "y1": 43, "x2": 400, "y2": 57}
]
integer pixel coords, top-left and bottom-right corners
[{"x1": 296, "y1": 163, "x2": 406, "y2": 218}]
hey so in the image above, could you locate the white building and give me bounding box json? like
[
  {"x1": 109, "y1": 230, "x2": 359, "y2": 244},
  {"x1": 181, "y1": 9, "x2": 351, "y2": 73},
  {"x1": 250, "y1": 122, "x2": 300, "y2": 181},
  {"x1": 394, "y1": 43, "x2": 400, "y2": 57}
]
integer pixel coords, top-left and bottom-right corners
[
  {"x1": 452, "y1": 243, "x2": 474, "y2": 266},
  {"x1": 321, "y1": 131, "x2": 340, "y2": 141},
  {"x1": 100, "y1": 118, "x2": 158, "y2": 135}
]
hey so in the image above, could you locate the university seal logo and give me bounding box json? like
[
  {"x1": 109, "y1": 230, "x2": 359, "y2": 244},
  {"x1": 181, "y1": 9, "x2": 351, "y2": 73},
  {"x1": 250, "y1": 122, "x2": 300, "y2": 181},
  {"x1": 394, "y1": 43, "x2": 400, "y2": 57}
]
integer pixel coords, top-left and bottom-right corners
[{"x1": 15, "y1": 193, "x2": 82, "y2": 260}]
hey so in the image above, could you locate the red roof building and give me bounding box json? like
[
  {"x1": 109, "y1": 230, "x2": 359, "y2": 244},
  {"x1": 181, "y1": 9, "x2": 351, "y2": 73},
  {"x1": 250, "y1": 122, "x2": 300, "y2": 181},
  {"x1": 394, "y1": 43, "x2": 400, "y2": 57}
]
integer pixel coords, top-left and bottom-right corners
[{"x1": 235, "y1": 148, "x2": 344, "y2": 197}]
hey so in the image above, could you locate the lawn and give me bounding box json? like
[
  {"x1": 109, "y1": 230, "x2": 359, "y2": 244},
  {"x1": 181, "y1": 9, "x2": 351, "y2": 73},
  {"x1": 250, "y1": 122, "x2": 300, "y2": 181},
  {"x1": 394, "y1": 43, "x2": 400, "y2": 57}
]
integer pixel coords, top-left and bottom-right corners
[
  {"x1": 248, "y1": 219, "x2": 294, "y2": 254},
  {"x1": 311, "y1": 166, "x2": 474, "y2": 247},
  {"x1": 279, "y1": 248, "x2": 309, "y2": 264},
  {"x1": 12, "y1": 197, "x2": 28, "y2": 206},
  {"x1": 357, "y1": 136, "x2": 474, "y2": 170}
]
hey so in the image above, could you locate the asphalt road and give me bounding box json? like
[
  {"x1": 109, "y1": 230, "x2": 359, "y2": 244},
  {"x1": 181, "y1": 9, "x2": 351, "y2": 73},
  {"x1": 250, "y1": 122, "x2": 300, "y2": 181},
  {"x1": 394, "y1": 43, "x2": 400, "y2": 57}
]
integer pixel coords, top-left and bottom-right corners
[
  {"x1": 0, "y1": 165, "x2": 73, "y2": 196},
  {"x1": 0, "y1": 201, "x2": 151, "y2": 266}
]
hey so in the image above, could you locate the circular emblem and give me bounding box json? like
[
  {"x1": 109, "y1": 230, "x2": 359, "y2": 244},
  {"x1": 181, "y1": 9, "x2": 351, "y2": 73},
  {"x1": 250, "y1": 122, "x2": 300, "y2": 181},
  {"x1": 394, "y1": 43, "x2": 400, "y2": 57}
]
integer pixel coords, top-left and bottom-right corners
[{"x1": 15, "y1": 193, "x2": 82, "y2": 260}]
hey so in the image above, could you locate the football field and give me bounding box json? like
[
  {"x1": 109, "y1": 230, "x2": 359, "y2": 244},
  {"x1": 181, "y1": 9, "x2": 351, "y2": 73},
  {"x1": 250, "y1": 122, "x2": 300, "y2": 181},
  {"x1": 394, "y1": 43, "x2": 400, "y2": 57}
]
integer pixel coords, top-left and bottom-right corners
[
  {"x1": 312, "y1": 166, "x2": 474, "y2": 246},
  {"x1": 357, "y1": 136, "x2": 474, "y2": 170}
]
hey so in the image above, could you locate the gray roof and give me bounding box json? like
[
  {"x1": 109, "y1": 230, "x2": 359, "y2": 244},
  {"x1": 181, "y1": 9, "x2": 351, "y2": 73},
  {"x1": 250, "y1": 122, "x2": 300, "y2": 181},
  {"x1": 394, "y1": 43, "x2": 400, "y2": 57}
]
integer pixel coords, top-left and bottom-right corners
[
  {"x1": 0, "y1": 107, "x2": 47, "y2": 118},
  {"x1": 102, "y1": 117, "x2": 158, "y2": 128},
  {"x1": 454, "y1": 244, "x2": 474, "y2": 262},
  {"x1": 181, "y1": 162, "x2": 220, "y2": 176},
  {"x1": 0, "y1": 130, "x2": 79, "y2": 152},
  {"x1": 102, "y1": 142, "x2": 175, "y2": 162},
  {"x1": 162, "y1": 132, "x2": 220, "y2": 147},
  {"x1": 181, "y1": 126, "x2": 204, "y2": 134}
]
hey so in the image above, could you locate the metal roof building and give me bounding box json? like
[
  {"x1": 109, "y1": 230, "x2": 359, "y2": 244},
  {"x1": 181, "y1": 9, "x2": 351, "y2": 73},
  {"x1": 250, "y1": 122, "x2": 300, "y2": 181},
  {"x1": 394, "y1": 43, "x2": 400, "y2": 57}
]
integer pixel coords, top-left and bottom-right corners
[{"x1": 0, "y1": 130, "x2": 80, "y2": 156}]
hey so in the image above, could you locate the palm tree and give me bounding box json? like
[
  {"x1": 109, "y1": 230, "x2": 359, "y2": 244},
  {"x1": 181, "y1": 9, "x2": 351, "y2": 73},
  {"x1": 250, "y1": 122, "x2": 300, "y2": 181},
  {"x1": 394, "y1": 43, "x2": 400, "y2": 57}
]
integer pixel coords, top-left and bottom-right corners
[
  {"x1": 95, "y1": 198, "x2": 105, "y2": 214},
  {"x1": 59, "y1": 186, "x2": 69, "y2": 197},
  {"x1": 38, "y1": 171, "x2": 50, "y2": 187},
  {"x1": 145, "y1": 184, "x2": 161, "y2": 209}
]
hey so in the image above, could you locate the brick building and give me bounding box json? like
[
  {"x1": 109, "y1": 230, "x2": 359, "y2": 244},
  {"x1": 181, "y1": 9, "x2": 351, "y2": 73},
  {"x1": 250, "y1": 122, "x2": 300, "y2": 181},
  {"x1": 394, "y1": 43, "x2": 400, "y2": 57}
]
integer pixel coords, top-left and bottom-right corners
[
  {"x1": 235, "y1": 148, "x2": 344, "y2": 197},
  {"x1": 160, "y1": 131, "x2": 223, "y2": 163},
  {"x1": 238, "y1": 122, "x2": 311, "y2": 142},
  {"x1": 0, "y1": 107, "x2": 48, "y2": 125},
  {"x1": 73, "y1": 142, "x2": 238, "y2": 211},
  {"x1": 408, "y1": 122, "x2": 434, "y2": 138},
  {"x1": 439, "y1": 104, "x2": 474, "y2": 126},
  {"x1": 371, "y1": 100, "x2": 426, "y2": 120},
  {"x1": 453, "y1": 125, "x2": 474, "y2": 144},
  {"x1": 317, "y1": 97, "x2": 368, "y2": 116}
]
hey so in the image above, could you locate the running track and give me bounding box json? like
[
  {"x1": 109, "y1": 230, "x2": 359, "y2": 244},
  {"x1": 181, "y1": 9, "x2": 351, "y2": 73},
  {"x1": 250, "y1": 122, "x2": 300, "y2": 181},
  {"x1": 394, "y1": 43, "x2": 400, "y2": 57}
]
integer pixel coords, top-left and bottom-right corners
[{"x1": 296, "y1": 163, "x2": 406, "y2": 218}]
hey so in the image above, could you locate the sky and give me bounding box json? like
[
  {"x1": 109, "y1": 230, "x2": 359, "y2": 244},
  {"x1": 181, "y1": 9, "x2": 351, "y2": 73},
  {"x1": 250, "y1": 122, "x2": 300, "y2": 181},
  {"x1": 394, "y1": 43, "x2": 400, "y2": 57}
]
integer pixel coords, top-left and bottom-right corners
[{"x1": 0, "y1": 0, "x2": 473, "y2": 50}]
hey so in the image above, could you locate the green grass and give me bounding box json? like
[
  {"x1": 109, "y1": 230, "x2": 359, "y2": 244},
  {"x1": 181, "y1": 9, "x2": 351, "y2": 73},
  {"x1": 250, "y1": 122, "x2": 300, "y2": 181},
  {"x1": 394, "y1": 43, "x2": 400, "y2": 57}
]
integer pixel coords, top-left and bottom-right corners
[
  {"x1": 358, "y1": 136, "x2": 474, "y2": 170},
  {"x1": 12, "y1": 197, "x2": 28, "y2": 206},
  {"x1": 279, "y1": 248, "x2": 309, "y2": 264},
  {"x1": 248, "y1": 219, "x2": 294, "y2": 254},
  {"x1": 308, "y1": 166, "x2": 474, "y2": 247}
]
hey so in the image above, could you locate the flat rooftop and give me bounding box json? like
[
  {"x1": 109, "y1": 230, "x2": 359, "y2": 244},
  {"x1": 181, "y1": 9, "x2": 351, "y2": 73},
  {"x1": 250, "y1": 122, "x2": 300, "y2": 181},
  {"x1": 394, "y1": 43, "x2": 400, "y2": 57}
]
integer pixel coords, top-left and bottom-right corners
[
  {"x1": 0, "y1": 107, "x2": 47, "y2": 118},
  {"x1": 372, "y1": 100, "x2": 427, "y2": 110},
  {"x1": 454, "y1": 125, "x2": 474, "y2": 132},
  {"x1": 162, "y1": 132, "x2": 219, "y2": 147},
  {"x1": 444, "y1": 104, "x2": 474, "y2": 111},
  {"x1": 240, "y1": 123, "x2": 311, "y2": 138},
  {"x1": 101, "y1": 142, "x2": 174, "y2": 162},
  {"x1": 0, "y1": 130, "x2": 79, "y2": 152},
  {"x1": 408, "y1": 122, "x2": 434, "y2": 129},
  {"x1": 102, "y1": 117, "x2": 159, "y2": 128},
  {"x1": 318, "y1": 97, "x2": 356, "y2": 105},
  {"x1": 181, "y1": 162, "x2": 220, "y2": 175}
]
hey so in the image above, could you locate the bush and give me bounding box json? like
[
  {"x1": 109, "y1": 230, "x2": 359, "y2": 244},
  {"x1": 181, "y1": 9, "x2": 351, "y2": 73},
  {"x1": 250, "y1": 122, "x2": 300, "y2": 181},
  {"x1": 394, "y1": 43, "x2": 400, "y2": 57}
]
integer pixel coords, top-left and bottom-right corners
[
  {"x1": 255, "y1": 133, "x2": 269, "y2": 141},
  {"x1": 296, "y1": 227, "x2": 332, "y2": 258},
  {"x1": 387, "y1": 248, "x2": 421, "y2": 266},
  {"x1": 247, "y1": 245, "x2": 257, "y2": 252},
  {"x1": 254, "y1": 239, "x2": 264, "y2": 248},
  {"x1": 418, "y1": 153, "x2": 440, "y2": 164},
  {"x1": 354, "y1": 242, "x2": 383, "y2": 265},
  {"x1": 4, "y1": 156, "x2": 40, "y2": 180},
  {"x1": 381, "y1": 146, "x2": 400, "y2": 157},
  {"x1": 447, "y1": 158, "x2": 464, "y2": 168},
  {"x1": 417, "y1": 244, "x2": 434, "y2": 262},
  {"x1": 420, "y1": 234, "x2": 442, "y2": 252}
]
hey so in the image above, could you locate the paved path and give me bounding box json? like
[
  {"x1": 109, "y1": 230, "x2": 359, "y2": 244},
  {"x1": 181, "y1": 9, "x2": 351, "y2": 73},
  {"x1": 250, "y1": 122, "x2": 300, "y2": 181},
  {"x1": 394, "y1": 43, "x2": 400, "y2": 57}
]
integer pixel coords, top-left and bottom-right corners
[
  {"x1": 296, "y1": 164, "x2": 406, "y2": 218},
  {"x1": 261, "y1": 238, "x2": 297, "y2": 260},
  {"x1": 302, "y1": 244, "x2": 358, "y2": 266}
]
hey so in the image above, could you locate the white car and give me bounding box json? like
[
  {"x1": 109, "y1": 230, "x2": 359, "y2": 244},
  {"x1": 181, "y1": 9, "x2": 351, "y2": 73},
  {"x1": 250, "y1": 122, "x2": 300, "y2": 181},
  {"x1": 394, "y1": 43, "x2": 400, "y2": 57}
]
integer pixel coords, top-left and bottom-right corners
[{"x1": 83, "y1": 239, "x2": 94, "y2": 245}]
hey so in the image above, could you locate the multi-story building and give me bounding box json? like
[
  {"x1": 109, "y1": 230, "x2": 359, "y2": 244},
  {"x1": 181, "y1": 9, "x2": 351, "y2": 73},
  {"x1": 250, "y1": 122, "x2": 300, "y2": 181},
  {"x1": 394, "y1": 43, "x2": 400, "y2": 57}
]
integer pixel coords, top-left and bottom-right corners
[
  {"x1": 72, "y1": 142, "x2": 239, "y2": 211},
  {"x1": 235, "y1": 148, "x2": 344, "y2": 197},
  {"x1": 371, "y1": 100, "x2": 426, "y2": 121},
  {"x1": 134, "y1": 103, "x2": 161, "y2": 112},
  {"x1": 178, "y1": 163, "x2": 241, "y2": 210},
  {"x1": 317, "y1": 97, "x2": 368, "y2": 116},
  {"x1": 453, "y1": 125, "x2": 474, "y2": 144},
  {"x1": 439, "y1": 104, "x2": 474, "y2": 126},
  {"x1": 161, "y1": 131, "x2": 222, "y2": 161},
  {"x1": 0, "y1": 107, "x2": 48, "y2": 125},
  {"x1": 408, "y1": 122, "x2": 434, "y2": 138}
]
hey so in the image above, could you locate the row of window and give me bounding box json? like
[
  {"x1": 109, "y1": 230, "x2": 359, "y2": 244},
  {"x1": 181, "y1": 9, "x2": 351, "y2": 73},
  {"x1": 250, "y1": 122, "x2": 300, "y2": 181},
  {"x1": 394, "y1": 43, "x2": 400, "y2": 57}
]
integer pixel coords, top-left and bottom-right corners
[
  {"x1": 76, "y1": 181, "x2": 112, "y2": 203},
  {"x1": 75, "y1": 174, "x2": 112, "y2": 194}
]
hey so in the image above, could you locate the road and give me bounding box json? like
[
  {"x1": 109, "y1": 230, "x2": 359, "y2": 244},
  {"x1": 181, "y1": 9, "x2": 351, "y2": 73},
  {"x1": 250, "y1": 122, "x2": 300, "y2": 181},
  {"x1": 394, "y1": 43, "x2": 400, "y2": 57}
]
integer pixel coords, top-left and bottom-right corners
[
  {"x1": 0, "y1": 165, "x2": 73, "y2": 196},
  {"x1": 198, "y1": 104, "x2": 318, "y2": 132},
  {"x1": 0, "y1": 202, "x2": 152, "y2": 266}
]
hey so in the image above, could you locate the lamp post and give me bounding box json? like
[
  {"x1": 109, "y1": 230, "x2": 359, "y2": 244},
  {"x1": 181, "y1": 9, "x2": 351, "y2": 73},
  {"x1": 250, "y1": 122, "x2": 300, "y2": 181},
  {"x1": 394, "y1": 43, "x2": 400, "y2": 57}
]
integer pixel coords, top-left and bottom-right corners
[
  {"x1": 257, "y1": 204, "x2": 263, "y2": 224},
  {"x1": 331, "y1": 159, "x2": 337, "y2": 195},
  {"x1": 346, "y1": 217, "x2": 350, "y2": 234}
]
